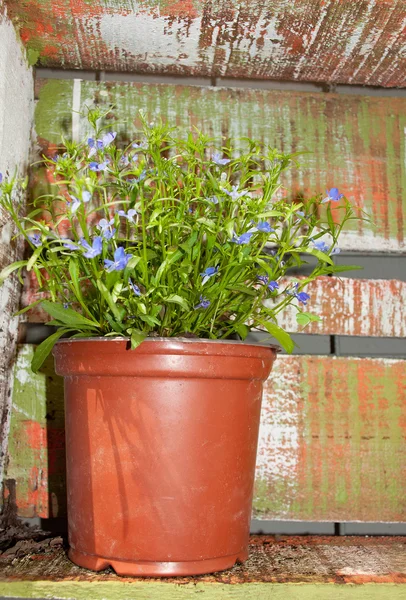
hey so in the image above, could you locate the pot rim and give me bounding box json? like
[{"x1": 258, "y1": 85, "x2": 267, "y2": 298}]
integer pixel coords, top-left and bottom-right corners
[{"x1": 55, "y1": 336, "x2": 282, "y2": 352}]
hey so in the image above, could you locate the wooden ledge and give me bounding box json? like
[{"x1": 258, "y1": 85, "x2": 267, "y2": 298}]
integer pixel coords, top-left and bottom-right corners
[{"x1": 1, "y1": 536, "x2": 406, "y2": 598}]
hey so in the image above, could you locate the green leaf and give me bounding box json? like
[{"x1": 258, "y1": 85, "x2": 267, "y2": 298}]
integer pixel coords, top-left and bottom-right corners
[
  {"x1": 139, "y1": 314, "x2": 161, "y2": 326},
  {"x1": 13, "y1": 299, "x2": 42, "y2": 317},
  {"x1": 153, "y1": 249, "x2": 183, "y2": 285},
  {"x1": 164, "y1": 294, "x2": 190, "y2": 311},
  {"x1": 234, "y1": 323, "x2": 249, "y2": 340},
  {"x1": 96, "y1": 280, "x2": 123, "y2": 322},
  {"x1": 296, "y1": 247, "x2": 334, "y2": 266},
  {"x1": 26, "y1": 246, "x2": 43, "y2": 272},
  {"x1": 105, "y1": 313, "x2": 125, "y2": 333},
  {"x1": 31, "y1": 328, "x2": 75, "y2": 373},
  {"x1": 260, "y1": 321, "x2": 295, "y2": 354},
  {"x1": 296, "y1": 312, "x2": 322, "y2": 326},
  {"x1": 41, "y1": 300, "x2": 100, "y2": 329},
  {"x1": 226, "y1": 285, "x2": 257, "y2": 297},
  {"x1": 323, "y1": 264, "x2": 363, "y2": 274},
  {"x1": 129, "y1": 328, "x2": 147, "y2": 349},
  {"x1": 0, "y1": 260, "x2": 27, "y2": 285}
]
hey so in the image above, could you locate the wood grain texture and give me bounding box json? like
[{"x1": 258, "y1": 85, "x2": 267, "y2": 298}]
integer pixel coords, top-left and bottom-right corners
[
  {"x1": 255, "y1": 355, "x2": 406, "y2": 522},
  {"x1": 7, "y1": 347, "x2": 406, "y2": 522},
  {"x1": 0, "y1": 537, "x2": 406, "y2": 597},
  {"x1": 5, "y1": 0, "x2": 406, "y2": 87},
  {"x1": 34, "y1": 79, "x2": 406, "y2": 252}
]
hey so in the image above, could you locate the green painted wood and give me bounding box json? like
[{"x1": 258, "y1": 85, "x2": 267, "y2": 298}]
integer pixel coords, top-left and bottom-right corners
[
  {"x1": 5, "y1": 0, "x2": 406, "y2": 87},
  {"x1": 34, "y1": 79, "x2": 406, "y2": 252},
  {"x1": 6, "y1": 347, "x2": 406, "y2": 522},
  {"x1": 0, "y1": 581, "x2": 405, "y2": 599}
]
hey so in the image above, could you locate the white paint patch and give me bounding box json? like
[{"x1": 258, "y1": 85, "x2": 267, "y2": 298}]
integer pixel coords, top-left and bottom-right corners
[
  {"x1": 338, "y1": 229, "x2": 405, "y2": 253},
  {"x1": 256, "y1": 356, "x2": 300, "y2": 516},
  {"x1": 71, "y1": 79, "x2": 82, "y2": 143},
  {"x1": 85, "y1": 6, "x2": 286, "y2": 75}
]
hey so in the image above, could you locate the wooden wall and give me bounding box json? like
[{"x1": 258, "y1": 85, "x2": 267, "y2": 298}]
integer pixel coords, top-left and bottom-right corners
[
  {"x1": 3, "y1": 79, "x2": 405, "y2": 522},
  {"x1": 5, "y1": 0, "x2": 406, "y2": 87}
]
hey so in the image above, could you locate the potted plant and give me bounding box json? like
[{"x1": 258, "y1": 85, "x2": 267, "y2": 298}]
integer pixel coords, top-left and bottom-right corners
[{"x1": 0, "y1": 110, "x2": 360, "y2": 576}]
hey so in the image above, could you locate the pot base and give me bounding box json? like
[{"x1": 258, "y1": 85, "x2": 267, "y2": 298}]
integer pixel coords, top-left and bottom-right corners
[{"x1": 69, "y1": 548, "x2": 248, "y2": 577}]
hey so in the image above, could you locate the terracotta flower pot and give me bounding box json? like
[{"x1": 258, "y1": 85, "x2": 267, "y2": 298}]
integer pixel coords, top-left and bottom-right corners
[{"x1": 53, "y1": 338, "x2": 278, "y2": 577}]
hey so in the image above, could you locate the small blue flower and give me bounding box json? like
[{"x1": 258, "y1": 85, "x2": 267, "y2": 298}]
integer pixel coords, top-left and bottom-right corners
[
  {"x1": 312, "y1": 239, "x2": 330, "y2": 253},
  {"x1": 296, "y1": 211, "x2": 305, "y2": 218},
  {"x1": 207, "y1": 196, "x2": 219, "y2": 205},
  {"x1": 200, "y1": 266, "x2": 219, "y2": 285},
  {"x1": 104, "y1": 247, "x2": 132, "y2": 272},
  {"x1": 80, "y1": 236, "x2": 103, "y2": 258},
  {"x1": 67, "y1": 195, "x2": 80, "y2": 213},
  {"x1": 194, "y1": 295, "x2": 211, "y2": 309},
  {"x1": 89, "y1": 161, "x2": 109, "y2": 172},
  {"x1": 0, "y1": 173, "x2": 3, "y2": 183},
  {"x1": 255, "y1": 221, "x2": 274, "y2": 233},
  {"x1": 231, "y1": 232, "x2": 253, "y2": 245},
  {"x1": 257, "y1": 275, "x2": 269, "y2": 285},
  {"x1": 128, "y1": 278, "x2": 141, "y2": 296},
  {"x1": 296, "y1": 291, "x2": 310, "y2": 305},
  {"x1": 89, "y1": 132, "x2": 117, "y2": 157},
  {"x1": 82, "y1": 190, "x2": 92, "y2": 203},
  {"x1": 117, "y1": 208, "x2": 137, "y2": 223},
  {"x1": 322, "y1": 187, "x2": 344, "y2": 204},
  {"x1": 63, "y1": 302, "x2": 72, "y2": 309},
  {"x1": 62, "y1": 239, "x2": 79, "y2": 250},
  {"x1": 88, "y1": 138, "x2": 95, "y2": 148},
  {"x1": 224, "y1": 185, "x2": 248, "y2": 201},
  {"x1": 331, "y1": 247, "x2": 341, "y2": 255},
  {"x1": 286, "y1": 283, "x2": 310, "y2": 305},
  {"x1": 98, "y1": 218, "x2": 116, "y2": 240},
  {"x1": 132, "y1": 141, "x2": 147, "y2": 149},
  {"x1": 267, "y1": 280, "x2": 279, "y2": 292},
  {"x1": 212, "y1": 151, "x2": 230, "y2": 166},
  {"x1": 28, "y1": 233, "x2": 42, "y2": 247}
]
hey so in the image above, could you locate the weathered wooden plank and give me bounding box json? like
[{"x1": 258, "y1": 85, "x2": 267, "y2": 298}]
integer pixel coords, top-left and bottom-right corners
[
  {"x1": 255, "y1": 355, "x2": 406, "y2": 522},
  {"x1": 21, "y1": 275, "x2": 406, "y2": 339},
  {"x1": 0, "y1": 7, "x2": 33, "y2": 484},
  {"x1": 5, "y1": 0, "x2": 406, "y2": 87},
  {"x1": 6, "y1": 347, "x2": 406, "y2": 522},
  {"x1": 1, "y1": 537, "x2": 406, "y2": 598},
  {"x1": 34, "y1": 79, "x2": 406, "y2": 252}
]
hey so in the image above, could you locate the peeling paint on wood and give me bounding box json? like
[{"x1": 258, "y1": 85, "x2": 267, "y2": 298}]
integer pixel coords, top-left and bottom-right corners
[
  {"x1": 1, "y1": 536, "x2": 406, "y2": 597},
  {"x1": 0, "y1": 6, "x2": 34, "y2": 485},
  {"x1": 255, "y1": 355, "x2": 406, "y2": 521},
  {"x1": 33, "y1": 79, "x2": 406, "y2": 252},
  {"x1": 6, "y1": 347, "x2": 406, "y2": 522},
  {"x1": 5, "y1": 0, "x2": 406, "y2": 87},
  {"x1": 277, "y1": 277, "x2": 406, "y2": 337},
  {"x1": 5, "y1": 345, "x2": 65, "y2": 518}
]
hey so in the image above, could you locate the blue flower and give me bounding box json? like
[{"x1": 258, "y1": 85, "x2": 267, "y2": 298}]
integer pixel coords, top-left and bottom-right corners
[
  {"x1": 0, "y1": 173, "x2": 2, "y2": 183},
  {"x1": 194, "y1": 295, "x2": 210, "y2": 309},
  {"x1": 128, "y1": 278, "x2": 141, "y2": 296},
  {"x1": 224, "y1": 185, "x2": 248, "y2": 201},
  {"x1": 231, "y1": 232, "x2": 253, "y2": 245},
  {"x1": 28, "y1": 233, "x2": 42, "y2": 247},
  {"x1": 88, "y1": 132, "x2": 117, "y2": 157},
  {"x1": 312, "y1": 239, "x2": 330, "y2": 253},
  {"x1": 132, "y1": 141, "x2": 147, "y2": 149},
  {"x1": 62, "y1": 239, "x2": 79, "y2": 250},
  {"x1": 67, "y1": 190, "x2": 91, "y2": 213},
  {"x1": 207, "y1": 195, "x2": 219, "y2": 204},
  {"x1": 255, "y1": 221, "x2": 274, "y2": 233},
  {"x1": 212, "y1": 151, "x2": 230, "y2": 166},
  {"x1": 331, "y1": 246, "x2": 341, "y2": 255},
  {"x1": 286, "y1": 283, "x2": 310, "y2": 305},
  {"x1": 267, "y1": 280, "x2": 279, "y2": 292},
  {"x1": 257, "y1": 275, "x2": 269, "y2": 285},
  {"x1": 98, "y1": 218, "x2": 116, "y2": 240},
  {"x1": 200, "y1": 266, "x2": 219, "y2": 285},
  {"x1": 296, "y1": 211, "x2": 305, "y2": 218},
  {"x1": 80, "y1": 236, "x2": 103, "y2": 258},
  {"x1": 104, "y1": 247, "x2": 132, "y2": 272},
  {"x1": 322, "y1": 187, "x2": 344, "y2": 204},
  {"x1": 117, "y1": 208, "x2": 137, "y2": 223},
  {"x1": 63, "y1": 302, "x2": 72, "y2": 309},
  {"x1": 89, "y1": 161, "x2": 109, "y2": 172},
  {"x1": 296, "y1": 291, "x2": 310, "y2": 305},
  {"x1": 82, "y1": 190, "x2": 92, "y2": 203}
]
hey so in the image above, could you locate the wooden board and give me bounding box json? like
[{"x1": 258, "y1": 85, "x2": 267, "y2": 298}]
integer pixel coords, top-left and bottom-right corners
[
  {"x1": 5, "y1": 0, "x2": 406, "y2": 87},
  {"x1": 1, "y1": 536, "x2": 406, "y2": 599},
  {"x1": 34, "y1": 79, "x2": 406, "y2": 252},
  {"x1": 21, "y1": 275, "x2": 406, "y2": 339},
  {"x1": 6, "y1": 346, "x2": 406, "y2": 522}
]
